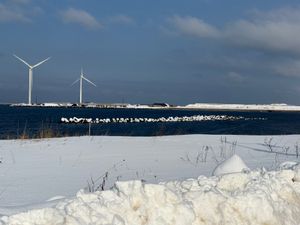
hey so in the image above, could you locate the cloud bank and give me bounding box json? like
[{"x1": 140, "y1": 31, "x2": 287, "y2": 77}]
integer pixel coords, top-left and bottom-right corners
[
  {"x1": 167, "y1": 7, "x2": 300, "y2": 55},
  {"x1": 0, "y1": 0, "x2": 43, "y2": 23},
  {"x1": 167, "y1": 15, "x2": 219, "y2": 38},
  {"x1": 0, "y1": 3, "x2": 30, "y2": 22},
  {"x1": 60, "y1": 8, "x2": 102, "y2": 30},
  {"x1": 165, "y1": 7, "x2": 300, "y2": 78},
  {"x1": 107, "y1": 14, "x2": 135, "y2": 25}
]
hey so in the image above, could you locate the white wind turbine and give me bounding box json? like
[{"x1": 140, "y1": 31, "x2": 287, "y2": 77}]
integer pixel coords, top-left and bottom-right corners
[
  {"x1": 71, "y1": 68, "x2": 96, "y2": 105},
  {"x1": 13, "y1": 54, "x2": 50, "y2": 105}
]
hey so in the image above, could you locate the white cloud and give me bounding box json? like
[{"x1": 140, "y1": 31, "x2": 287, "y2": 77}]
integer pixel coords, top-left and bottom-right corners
[
  {"x1": 224, "y1": 15, "x2": 300, "y2": 54},
  {"x1": 167, "y1": 15, "x2": 220, "y2": 38},
  {"x1": 8, "y1": 0, "x2": 31, "y2": 5},
  {"x1": 166, "y1": 8, "x2": 300, "y2": 54},
  {"x1": 270, "y1": 59, "x2": 300, "y2": 77},
  {"x1": 107, "y1": 14, "x2": 134, "y2": 25},
  {"x1": 0, "y1": 0, "x2": 43, "y2": 23},
  {"x1": 227, "y1": 71, "x2": 244, "y2": 82},
  {"x1": 61, "y1": 8, "x2": 102, "y2": 30},
  {"x1": 0, "y1": 3, "x2": 30, "y2": 22}
]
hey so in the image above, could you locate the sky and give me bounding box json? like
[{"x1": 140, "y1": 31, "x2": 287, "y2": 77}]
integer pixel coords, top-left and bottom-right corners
[{"x1": 1, "y1": 0, "x2": 300, "y2": 105}]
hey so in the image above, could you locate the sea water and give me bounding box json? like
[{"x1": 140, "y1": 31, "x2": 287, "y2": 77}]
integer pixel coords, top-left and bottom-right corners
[{"x1": 0, "y1": 105, "x2": 300, "y2": 138}]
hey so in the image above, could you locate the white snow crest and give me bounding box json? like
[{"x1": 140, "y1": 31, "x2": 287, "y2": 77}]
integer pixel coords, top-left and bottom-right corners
[
  {"x1": 212, "y1": 154, "x2": 249, "y2": 176},
  {"x1": 2, "y1": 167, "x2": 300, "y2": 225}
]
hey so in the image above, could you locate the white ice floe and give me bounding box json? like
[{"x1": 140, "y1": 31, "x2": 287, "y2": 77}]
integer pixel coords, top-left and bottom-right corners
[
  {"x1": 60, "y1": 115, "x2": 253, "y2": 124},
  {"x1": 2, "y1": 165, "x2": 300, "y2": 225}
]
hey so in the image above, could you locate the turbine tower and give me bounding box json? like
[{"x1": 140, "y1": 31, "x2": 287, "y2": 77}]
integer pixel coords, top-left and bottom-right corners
[
  {"x1": 71, "y1": 68, "x2": 96, "y2": 105},
  {"x1": 13, "y1": 54, "x2": 50, "y2": 105}
]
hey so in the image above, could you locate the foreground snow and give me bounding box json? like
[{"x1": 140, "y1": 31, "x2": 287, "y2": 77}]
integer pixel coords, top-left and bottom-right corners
[
  {"x1": 2, "y1": 162, "x2": 300, "y2": 225},
  {"x1": 1, "y1": 135, "x2": 300, "y2": 223}
]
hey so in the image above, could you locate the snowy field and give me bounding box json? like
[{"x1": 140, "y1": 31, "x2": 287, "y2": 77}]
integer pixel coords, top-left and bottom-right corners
[{"x1": 1, "y1": 134, "x2": 300, "y2": 224}]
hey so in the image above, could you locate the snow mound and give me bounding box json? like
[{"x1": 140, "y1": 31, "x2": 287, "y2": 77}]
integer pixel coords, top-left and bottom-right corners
[
  {"x1": 213, "y1": 154, "x2": 248, "y2": 176},
  {"x1": 2, "y1": 167, "x2": 300, "y2": 225}
]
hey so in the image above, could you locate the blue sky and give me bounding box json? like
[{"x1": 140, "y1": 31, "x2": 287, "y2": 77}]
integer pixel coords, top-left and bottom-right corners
[{"x1": 1, "y1": 0, "x2": 300, "y2": 104}]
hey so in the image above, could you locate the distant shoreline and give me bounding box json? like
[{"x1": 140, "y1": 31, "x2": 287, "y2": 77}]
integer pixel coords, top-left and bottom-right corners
[{"x1": 5, "y1": 102, "x2": 300, "y2": 112}]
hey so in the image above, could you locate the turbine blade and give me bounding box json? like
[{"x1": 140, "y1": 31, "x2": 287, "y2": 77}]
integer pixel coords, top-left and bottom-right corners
[
  {"x1": 13, "y1": 54, "x2": 31, "y2": 68},
  {"x1": 71, "y1": 78, "x2": 80, "y2": 86},
  {"x1": 82, "y1": 76, "x2": 96, "y2": 87},
  {"x1": 32, "y1": 57, "x2": 51, "y2": 68}
]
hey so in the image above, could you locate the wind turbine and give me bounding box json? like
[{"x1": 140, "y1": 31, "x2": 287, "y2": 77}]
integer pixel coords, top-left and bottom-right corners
[
  {"x1": 71, "y1": 68, "x2": 96, "y2": 105},
  {"x1": 13, "y1": 54, "x2": 50, "y2": 105}
]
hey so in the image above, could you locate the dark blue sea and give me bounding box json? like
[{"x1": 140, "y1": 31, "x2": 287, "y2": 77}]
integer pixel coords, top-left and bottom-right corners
[{"x1": 0, "y1": 105, "x2": 300, "y2": 138}]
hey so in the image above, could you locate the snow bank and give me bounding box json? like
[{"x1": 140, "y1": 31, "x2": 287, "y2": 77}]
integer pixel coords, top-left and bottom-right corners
[{"x1": 2, "y1": 166, "x2": 300, "y2": 225}]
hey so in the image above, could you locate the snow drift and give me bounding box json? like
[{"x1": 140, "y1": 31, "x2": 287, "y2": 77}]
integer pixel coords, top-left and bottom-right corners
[
  {"x1": 213, "y1": 154, "x2": 249, "y2": 176},
  {"x1": 2, "y1": 165, "x2": 300, "y2": 225}
]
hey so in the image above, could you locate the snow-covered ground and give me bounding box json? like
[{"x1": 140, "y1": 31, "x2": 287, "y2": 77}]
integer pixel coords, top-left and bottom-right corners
[
  {"x1": 3, "y1": 165, "x2": 300, "y2": 225},
  {"x1": 183, "y1": 103, "x2": 300, "y2": 111},
  {"x1": 1, "y1": 135, "x2": 300, "y2": 224}
]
